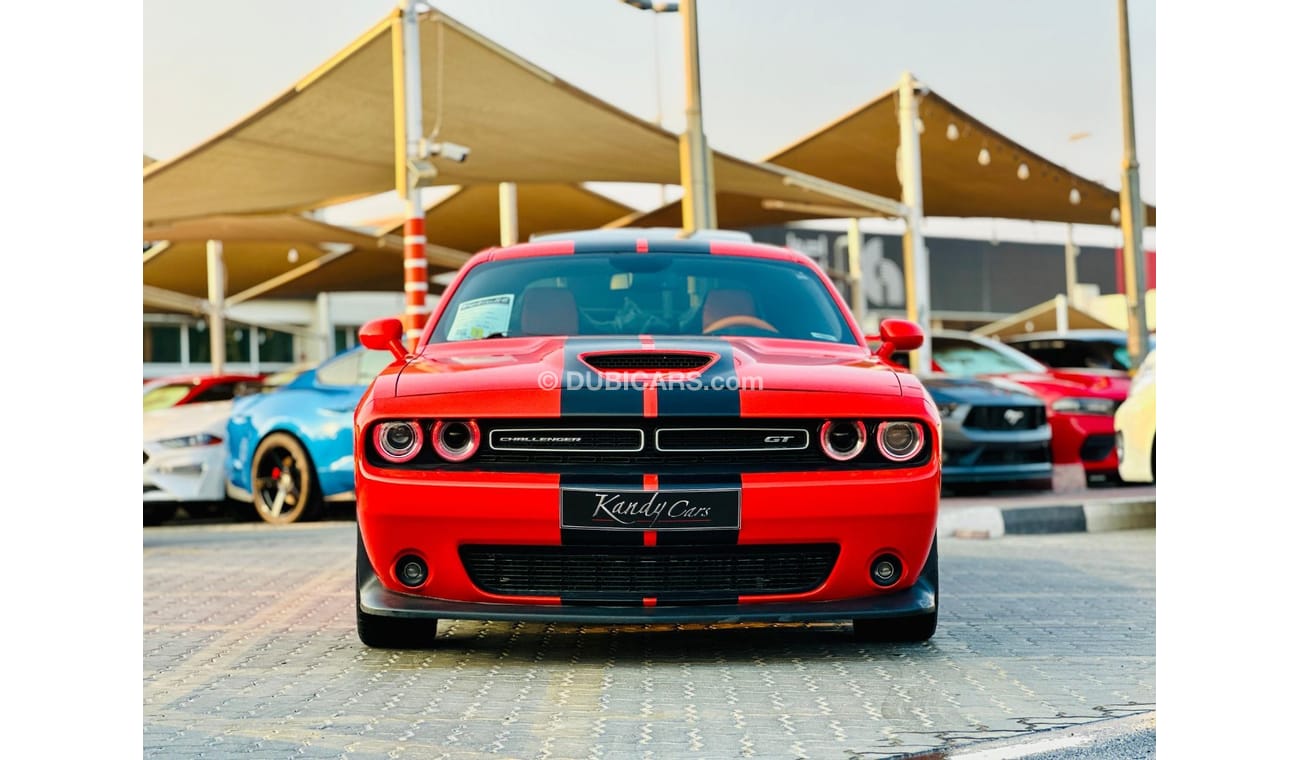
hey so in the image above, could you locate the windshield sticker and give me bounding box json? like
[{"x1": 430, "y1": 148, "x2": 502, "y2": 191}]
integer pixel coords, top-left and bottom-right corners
[{"x1": 446, "y1": 294, "x2": 514, "y2": 340}]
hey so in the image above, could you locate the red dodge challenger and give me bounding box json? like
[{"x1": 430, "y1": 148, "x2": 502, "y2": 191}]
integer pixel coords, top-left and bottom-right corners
[{"x1": 352, "y1": 232, "x2": 941, "y2": 648}]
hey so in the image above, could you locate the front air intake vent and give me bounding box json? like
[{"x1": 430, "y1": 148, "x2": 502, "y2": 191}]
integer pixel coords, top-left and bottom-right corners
[{"x1": 583, "y1": 352, "x2": 712, "y2": 371}]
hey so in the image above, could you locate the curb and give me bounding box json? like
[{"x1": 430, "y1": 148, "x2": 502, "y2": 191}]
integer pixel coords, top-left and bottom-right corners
[{"x1": 938, "y1": 496, "x2": 1155, "y2": 539}]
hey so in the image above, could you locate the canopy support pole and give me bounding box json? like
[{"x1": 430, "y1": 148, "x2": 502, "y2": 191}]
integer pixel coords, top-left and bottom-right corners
[
  {"x1": 1065, "y1": 223, "x2": 1079, "y2": 307},
  {"x1": 897, "y1": 71, "x2": 931, "y2": 376},
  {"x1": 679, "y1": 0, "x2": 716, "y2": 233},
  {"x1": 206, "y1": 239, "x2": 226, "y2": 375},
  {"x1": 396, "y1": 1, "x2": 428, "y2": 349},
  {"x1": 847, "y1": 218, "x2": 866, "y2": 327},
  {"x1": 1117, "y1": 0, "x2": 1151, "y2": 371},
  {"x1": 499, "y1": 182, "x2": 519, "y2": 245}
]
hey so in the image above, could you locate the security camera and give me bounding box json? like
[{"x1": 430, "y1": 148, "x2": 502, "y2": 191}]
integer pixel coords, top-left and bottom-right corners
[{"x1": 426, "y1": 140, "x2": 471, "y2": 163}]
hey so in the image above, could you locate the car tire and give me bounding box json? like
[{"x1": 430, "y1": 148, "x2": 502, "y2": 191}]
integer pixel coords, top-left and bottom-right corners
[
  {"x1": 250, "y1": 432, "x2": 320, "y2": 525},
  {"x1": 852, "y1": 535, "x2": 938, "y2": 643},
  {"x1": 355, "y1": 528, "x2": 438, "y2": 649},
  {"x1": 143, "y1": 504, "x2": 177, "y2": 526}
]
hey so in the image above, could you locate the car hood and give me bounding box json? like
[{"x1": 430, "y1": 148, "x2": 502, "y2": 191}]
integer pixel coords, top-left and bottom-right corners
[
  {"x1": 393, "y1": 336, "x2": 903, "y2": 398},
  {"x1": 991, "y1": 370, "x2": 1130, "y2": 402},
  {"x1": 922, "y1": 376, "x2": 1042, "y2": 405},
  {"x1": 143, "y1": 400, "x2": 234, "y2": 442}
]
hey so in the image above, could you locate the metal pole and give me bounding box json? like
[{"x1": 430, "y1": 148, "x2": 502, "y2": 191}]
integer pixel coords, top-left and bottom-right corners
[
  {"x1": 651, "y1": 12, "x2": 668, "y2": 207},
  {"x1": 205, "y1": 239, "x2": 226, "y2": 375},
  {"x1": 397, "y1": 1, "x2": 428, "y2": 350},
  {"x1": 1117, "y1": 0, "x2": 1150, "y2": 370},
  {"x1": 897, "y1": 71, "x2": 931, "y2": 376},
  {"x1": 847, "y1": 218, "x2": 866, "y2": 326},
  {"x1": 679, "y1": 0, "x2": 716, "y2": 233},
  {"x1": 1065, "y1": 223, "x2": 1079, "y2": 307},
  {"x1": 499, "y1": 182, "x2": 519, "y2": 245}
]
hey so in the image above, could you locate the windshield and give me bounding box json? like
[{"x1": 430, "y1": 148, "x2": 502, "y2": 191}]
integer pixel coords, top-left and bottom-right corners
[
  {"x1": 931, "y1": 336, "x2": 1047, "y2": 376},
  {"x1": 429, "y1": 253, "x2": 856, "y2": 345},
  {"x1": 143, "y1": 383, "x2": 192, "y2": 411}
]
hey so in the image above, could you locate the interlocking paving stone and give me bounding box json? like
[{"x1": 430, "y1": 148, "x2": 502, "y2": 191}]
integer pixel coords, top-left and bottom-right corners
[{"x1": 144, "y1": 523, "x2": 1154, "y2": 758}]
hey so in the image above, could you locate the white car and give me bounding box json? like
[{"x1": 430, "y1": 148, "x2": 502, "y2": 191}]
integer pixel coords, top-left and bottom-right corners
[
  {"x1": 144, "y1": 400, "x2": 233, "y2": 524},
  {"x1": 1115, "y1": 349, "x2": 1156, "y2": 483}
]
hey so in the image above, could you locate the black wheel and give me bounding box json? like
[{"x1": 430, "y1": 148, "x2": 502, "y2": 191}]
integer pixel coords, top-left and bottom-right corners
[
  {"x1": 355, "y1": 527, "x2": 438, "y2": 649},
  {"x1": 251, "y1": 432, "x2": 320, "y2": 525},
  {"x1": 143, "y1": 504, "x2": 177, "y2": 526},
  {"x1": 852, "y1": 535, "x2": 938, "y2": 643}
]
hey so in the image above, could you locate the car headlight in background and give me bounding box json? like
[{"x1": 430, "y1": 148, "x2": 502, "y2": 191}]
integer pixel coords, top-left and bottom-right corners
[
  {"x1": 1050, "y1": 397, "x2": 1117, "y2": 416},
  {"x1": 936, "y1": 402, "x2": 962, "y2": 419},
  {"x1": 153, "y1": 433, "x2": 223, "y2": 449}
]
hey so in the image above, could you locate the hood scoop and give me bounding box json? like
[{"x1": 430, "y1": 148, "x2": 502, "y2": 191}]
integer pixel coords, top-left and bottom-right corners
[{"x1": 582, "y1": 351, "x2": 714, "y2": 372}]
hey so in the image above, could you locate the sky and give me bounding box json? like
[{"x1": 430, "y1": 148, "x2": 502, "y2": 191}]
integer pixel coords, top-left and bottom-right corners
[{"x1": 143, "y1": 0, "x2": 1156, "y2": 247}]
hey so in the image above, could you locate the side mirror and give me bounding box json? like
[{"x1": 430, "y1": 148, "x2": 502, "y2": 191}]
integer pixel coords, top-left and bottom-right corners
[
  {"x1": 359, "y1": 318, "x2": 409, "y2": 362},
  {"x1": 873, "y1": 318, "x2": 925, "y2": 360}
]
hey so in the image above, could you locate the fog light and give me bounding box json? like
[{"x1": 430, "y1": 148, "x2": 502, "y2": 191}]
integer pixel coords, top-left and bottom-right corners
[
  {"x1": 871, "y1": 554, "x2": 901, "y2": 587},
  {"x1": 819, "y1": 420, "x2": 867, "y2": 461},
  {"x1": 877, "y1": 421, "x2": 924, "y2": 462},
  {"x1": 433, "y1": 420, "x2": 480, "y2": 462},
  {"x1": 374, "y1": 421, "x2": 423, "y2": 463},
  {"x1": 396, "y1": 555, "x2": 428, "y2": 588}
]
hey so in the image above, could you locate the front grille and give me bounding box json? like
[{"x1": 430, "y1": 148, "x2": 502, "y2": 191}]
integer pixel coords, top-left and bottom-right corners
[
  {"x1": 460, "y1": 544, "x2": 839, "y2": 599},
  {"x1": 1080, "y1": 434, "x2": 1116, "y2": 462},
  {"x1": 583, "y1": 352, "x2": 711, "y2": 371},
  {"x1": 366, "y1": 417, "x2": 934, "y2": 472},
  {"x1": 971, "y1": 444, "x2": 1051, "y2": 466},
  {"x1": 655, "y1": 428, "x2": 809, "y2": 451},
  {"x1": 963, "y1": 405, "x2": 1046, "y2": 431},
  {"x1": 489, "y1": 428, "x2": 643, "y2": 452}
]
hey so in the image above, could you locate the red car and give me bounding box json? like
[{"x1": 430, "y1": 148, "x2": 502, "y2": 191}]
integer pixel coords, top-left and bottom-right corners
[
  {"x1": 352, "y1": 232, "x2": 941, "y2": 648},
  {"x1": 143, "y1": 372, "x2": 264, "y2": 412},
  {"x1": 923, "y1": 332, "x2": 1130, "y2": 484}
]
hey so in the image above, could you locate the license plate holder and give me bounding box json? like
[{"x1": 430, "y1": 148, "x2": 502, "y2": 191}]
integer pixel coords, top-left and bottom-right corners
[{"x1": 560, "y1": 488, "x2": 740, "y2": 531}]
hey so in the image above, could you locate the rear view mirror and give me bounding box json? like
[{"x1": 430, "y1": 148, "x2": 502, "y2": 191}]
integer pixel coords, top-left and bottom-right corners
[
  {"x1": 359, "y1": 318, "x2": 408, "y2": 361},
  {"x1": 872, "y1": 318, "x2": 925, "y2": 360}
]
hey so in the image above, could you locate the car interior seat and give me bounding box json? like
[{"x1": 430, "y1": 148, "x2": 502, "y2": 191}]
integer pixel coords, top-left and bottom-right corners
[{"x1": 518, "y1": 287, "x2": 579, "y2": 336}]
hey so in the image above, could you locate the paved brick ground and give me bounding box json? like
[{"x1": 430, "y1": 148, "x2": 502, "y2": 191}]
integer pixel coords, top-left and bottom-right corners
[{"x1": 143, "y1": 524, "x2": 1154, "y2": 759}]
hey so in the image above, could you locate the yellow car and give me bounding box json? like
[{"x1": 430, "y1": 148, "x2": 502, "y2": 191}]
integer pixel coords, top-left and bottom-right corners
[{"x1": 1115, "y1": 349, "x2": 1156, "y2": 483}]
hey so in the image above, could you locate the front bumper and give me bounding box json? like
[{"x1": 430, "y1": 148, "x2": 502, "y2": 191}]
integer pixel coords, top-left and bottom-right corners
[
  {"x1": 143, "y1": 445, "x2": 226, "y2": 502},
  {"x1": 356, "y1": 461, "x2": 940, "y2": 617},
  {"x1": 358, "y1": 569, "x2": 936, "y2": 624},
  {"x1": 1049, "y1": 413, "x2": 1119, "y2": 475}
]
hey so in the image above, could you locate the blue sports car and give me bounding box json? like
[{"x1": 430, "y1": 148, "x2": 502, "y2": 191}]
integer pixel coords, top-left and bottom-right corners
[
  {"x1": 226, "y1": 346, "x2": 395, "y2": 524},
  {"x1": 925, "y1": 376, "x2": 1053, "y2": 493}
]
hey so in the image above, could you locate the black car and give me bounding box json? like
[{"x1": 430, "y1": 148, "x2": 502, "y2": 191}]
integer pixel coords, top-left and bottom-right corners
[
  {"x1": 925, "y1": 377, "x2": 1052, "y2": 493},
  {"x1": 1002, "y1": 330, "x2": 1155, "y2": 372}
]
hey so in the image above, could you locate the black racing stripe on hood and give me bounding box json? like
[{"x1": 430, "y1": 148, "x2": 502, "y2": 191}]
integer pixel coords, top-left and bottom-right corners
[
  {"x1": 560, "y1": 337, "x2": 644, "y2": 416},
  {"x1": 651, "y1": 338, "x2": 741, "y2": 417}
]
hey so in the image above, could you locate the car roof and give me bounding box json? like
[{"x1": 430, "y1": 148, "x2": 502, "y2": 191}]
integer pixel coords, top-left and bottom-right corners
[
  {"x1": 1002, "y1": 329, "x2": 1130, "y2": 342},
  {"x1": 473, "y1": 229, "x2": 804, "y2": 264},
  {"x1": 529, "y1": 227, "x2": 754, "y2": 244},
  {"x1": 144, "y1": 372, "x2": 262, "y2": 387}
]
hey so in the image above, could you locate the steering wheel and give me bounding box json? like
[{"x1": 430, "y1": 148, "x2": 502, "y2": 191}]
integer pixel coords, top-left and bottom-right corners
[{"x1": 702, "y1": 315, "x2": 780, "y2": 335}]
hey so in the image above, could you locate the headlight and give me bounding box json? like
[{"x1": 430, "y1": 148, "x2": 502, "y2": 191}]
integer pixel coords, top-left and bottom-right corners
[
  {"x1": 819, "y1": 420, "x2": 867, "y2": 461},
  {"x1": 374, "y1": 421, "x2": 424, "y2": 463},
  {"x1": 876, "y1": 421, "x2": 925, "y2": 462},
  {"x1": 1051, "y1": 397, "x2": 1117, "y2": 416},
  {"x1": 432, "y1": 420, "x2": 480, "y2": 462},
  {"x1": 936, "y1": 402, "x2": 962, "y2": 419},
  {"x1": 153, "y1": 433, "x2": 223, "y2": 448}
]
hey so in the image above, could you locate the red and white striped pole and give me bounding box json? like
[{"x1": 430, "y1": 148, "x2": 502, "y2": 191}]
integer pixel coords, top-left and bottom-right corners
[{"x1": 398, "y1": 0, "x2": 428, "y2": 349}]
